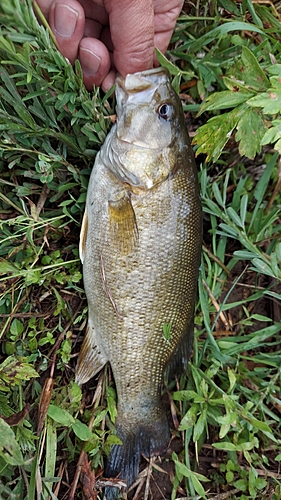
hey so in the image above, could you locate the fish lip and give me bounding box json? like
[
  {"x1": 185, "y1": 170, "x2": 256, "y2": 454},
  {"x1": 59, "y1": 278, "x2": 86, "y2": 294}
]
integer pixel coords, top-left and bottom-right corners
[{"x1": 116, "y1": 67, "x2": 169, "y2": 92}]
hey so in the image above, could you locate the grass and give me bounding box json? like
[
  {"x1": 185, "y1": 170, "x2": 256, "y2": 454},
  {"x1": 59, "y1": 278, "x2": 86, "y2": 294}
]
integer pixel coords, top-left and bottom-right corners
[{"x1": 0, "y1": 0, "x2": 280, "y2": 499}]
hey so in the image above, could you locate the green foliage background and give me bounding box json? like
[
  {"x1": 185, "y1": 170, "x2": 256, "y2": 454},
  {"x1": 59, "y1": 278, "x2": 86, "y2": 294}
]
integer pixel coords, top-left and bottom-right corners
[{"x1": 0, "y1": 0, "x2": 280, "y2": 499}]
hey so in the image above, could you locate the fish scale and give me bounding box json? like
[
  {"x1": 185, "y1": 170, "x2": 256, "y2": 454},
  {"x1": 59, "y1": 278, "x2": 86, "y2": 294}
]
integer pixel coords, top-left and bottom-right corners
[{"x1": 76, "y1": 67, "x2": 202, "y2": 499}]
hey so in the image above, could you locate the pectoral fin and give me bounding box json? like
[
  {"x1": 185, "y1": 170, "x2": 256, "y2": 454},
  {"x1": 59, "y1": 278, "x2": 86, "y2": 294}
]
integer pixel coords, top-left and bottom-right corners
[
  {"x1": 79, "y1": 208, "x2": 88, "y2": 264},
  {"x1": 108, "y1": 192, "x2": 138, "y2": 254}
]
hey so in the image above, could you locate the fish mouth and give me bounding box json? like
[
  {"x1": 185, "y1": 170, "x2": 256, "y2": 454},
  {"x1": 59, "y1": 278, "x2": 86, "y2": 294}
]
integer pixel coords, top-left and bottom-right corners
[{"x1": 116, "y1": 67, "x2": 169, "y2": 93}]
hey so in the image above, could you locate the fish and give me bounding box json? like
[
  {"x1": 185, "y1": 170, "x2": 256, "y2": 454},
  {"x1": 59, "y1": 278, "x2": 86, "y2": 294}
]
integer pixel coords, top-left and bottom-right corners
[{"x1": 76, "y1": 67, "x2": 202, "y2": 499}]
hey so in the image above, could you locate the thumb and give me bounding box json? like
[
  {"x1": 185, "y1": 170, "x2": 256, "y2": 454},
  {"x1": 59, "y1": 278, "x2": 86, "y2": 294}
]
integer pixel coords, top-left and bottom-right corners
[{"x1": 104, "y1": 0, "x2": 155, "y2": 77}]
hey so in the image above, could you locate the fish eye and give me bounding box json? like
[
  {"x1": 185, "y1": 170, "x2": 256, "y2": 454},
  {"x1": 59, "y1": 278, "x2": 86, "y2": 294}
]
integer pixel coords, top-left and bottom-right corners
[{"x1": 157, "y1": 103, "x2": 173, "y2": 121}]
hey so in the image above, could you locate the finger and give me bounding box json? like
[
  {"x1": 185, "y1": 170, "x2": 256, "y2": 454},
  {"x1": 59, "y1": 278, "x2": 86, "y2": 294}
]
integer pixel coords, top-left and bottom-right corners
[
  {"x1": 101, "y1": 69, "x2": 116, "y2": 93},
  {"x1": 104, "y1": 0, "x2": 154, "y2": 77},
  {"x1": 48, "y1": 0, "x2": 85, "y2": 64},
  {"x1": 35, "y1": 0, "x2": 54, "y2": 18},
  {"x1": 79, "y1": 0, "x2": 109, "y2": 24},
  {"x1": 154, "y1": 0, "x2": 183, "y2": 58},
  {"x1": 79, "y1": 37, "x2": 111, "y2": 89},
  {"x1": 154, "y1": 28, "x2": 175, "y2": 56}
]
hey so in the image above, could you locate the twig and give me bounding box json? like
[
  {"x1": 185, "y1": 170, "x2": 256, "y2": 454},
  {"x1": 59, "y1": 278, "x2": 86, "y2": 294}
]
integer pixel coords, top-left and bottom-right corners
[
  {"x1": 203, "y1": 244, "x2": 231, "y2": 277},
  {"x1": 143, "y1": 457, "x2": 153, "y2": 500},
  {"x1": 36, "y1": 184, "x2": 51, "y2": 217},
  {"x1": 202, "y1": 279, "x2": 231, "y2": 330},
  {"x1": 207, "y1": 489, "x2": 240, "y2": 500},
  {"x1": 53, "y1": 460, "x2": 67, "y2": 498}
]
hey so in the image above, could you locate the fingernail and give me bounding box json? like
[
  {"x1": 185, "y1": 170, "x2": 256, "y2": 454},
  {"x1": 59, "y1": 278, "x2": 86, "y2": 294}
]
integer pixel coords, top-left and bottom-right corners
[
  {"x1": 79, "y1": 48, "x2": 101, "y2": 75},
  {"x1": 54, "y1": 4, "x2": 78, "y2": 38}
]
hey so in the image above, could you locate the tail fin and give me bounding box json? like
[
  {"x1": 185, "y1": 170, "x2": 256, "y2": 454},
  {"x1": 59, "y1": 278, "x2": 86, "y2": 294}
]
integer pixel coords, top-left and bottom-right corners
[{"x1": 103, "y1": 409, "x2": 170, "y2": 499}]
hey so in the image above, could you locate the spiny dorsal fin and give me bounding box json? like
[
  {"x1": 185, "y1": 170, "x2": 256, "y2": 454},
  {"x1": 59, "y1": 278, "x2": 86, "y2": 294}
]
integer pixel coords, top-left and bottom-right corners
[
  {"x1": 79, "y1": 208, "x2": 88, "y2": 264},
  {"x1": 108, "y1": 192, "x2": 138, "y2": 254}
]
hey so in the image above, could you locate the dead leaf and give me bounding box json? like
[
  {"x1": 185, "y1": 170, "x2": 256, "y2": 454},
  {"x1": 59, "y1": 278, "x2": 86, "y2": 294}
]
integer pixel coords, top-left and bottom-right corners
[
  {"x1": 80, "y1": 453, "x2": 97, "y2": 500},
  {"x1": 37, "y1": 377, "x2": 54, "y2": 434},
  {"x1": 0, "y1": 404, "x2": 30, "y2": 426}
]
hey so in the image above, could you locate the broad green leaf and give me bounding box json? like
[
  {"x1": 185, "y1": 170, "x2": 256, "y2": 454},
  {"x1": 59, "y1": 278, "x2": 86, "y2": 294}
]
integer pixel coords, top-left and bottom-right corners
[
  {"x1": 267, "y1": 64, "x2": 281, "y2": 76},
  {"x1": 105, "y1": 434, "x2": 123, "y2": 446},
  {"x1": 173, "y1": 390, "x2": 204, "y2": 402},
  {"x1": 218, "y1": 0, "x2": 241, "y2": 16},
  {"x1": 193, "y1": 104, "x2": 247, "y2": 162},
  {"x1": 155, "y1": 48, "x2": 193, "y2": 78},
  {"x1": 10, "y1": 319, "x2": 24, "y2": 338},
  {"x1": 247, "y1": 89, "x2": 281, "y2": 114},
  {"x1": 0, "y1": 258, "x2": 19, "y2": 274},
  {"x1": 229, "y1": 46, "x2": 269, "y2": 91},
  {"x1": 272, "y1": 137, "x2": 281, "y2": 153},
  {"x1": 251, "y1": 314, "x2": 271, "y2": 322},
  {"x1": 247, "y1": 418, "x2": 272, "y2": 433},
  {"x1": 218, "y1": 223, "x2": 239, "y2": 238},
  {"x1": 239, "y1": 194, "x2": 248, "y2": 227},
  {"x1": 193, "y1": 405, "x2": 207, "y2": 442},
  {"x1": 261, "y1": 121, "x2": 281, "y2": 146},
  {"x1": 107, "y1": 385, "x2": 118, "y2": 423},
  {"x1": 175, "y1": 460, "x2": 209, "y2": 482},
  {"x1": 191, "y1": 474, "x2": 208, "y2": 498},
  {"x1": 72, "y1": 420, "x2": 93, "y2": 441},
  {"x1": 182, "y1": 22, "x2": 264, "y2": 53},
  {"x1": 234, "y1": 479, "x2": 248, "y2": 491},
  {"x1": 47, "y1": 405, "x2": 75, "y2": 427},
  {"x1": 213, "y1": 441, "x2": 237, "y2": 451},
  {"x1": 226, "y1": 207, "x2": 244, "y2": 228},
  {"x1": 235, "y1": 108, "x2": 267, "y2": 159},
  {"x1": 179, "y1": 404, "x2": 199, "y2": 431},
  {"x1": 227, "y1": 368, "x2": 237, "y2": 393},
  {"x1": 0, "y1": 418, "x2": 24, "y2": 466},
  {"x1": 251, "y1": 258, "x2": 277, "y2": 278},
  {"x1": 233, "y1": 250, "x2": 260, "y2": 260},
  {"x1": 199, "y1": 90, "x2": 252, "y2": 115},
  {"x1": 216, "y1": 412, "x2": 237, "y2": 425},
  {"x1": 45, "y1": 416, "x2": 57, "y2": 493},
  {"x1": 91, "y1": 409, "x2": 107, "y2": 428},
  {"x1": 223, "y1": 76, "x2": 255, "y2": 93},
  {"x1": 0, "y1": 356, "x2": 38, "y2": 386}
]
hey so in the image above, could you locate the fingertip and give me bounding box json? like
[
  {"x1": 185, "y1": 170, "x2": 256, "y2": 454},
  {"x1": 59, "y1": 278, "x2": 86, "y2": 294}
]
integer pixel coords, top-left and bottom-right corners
[
  {"x1": 49, "y1": 0, "x2": 85, "y2": 64},
  {"x1": 101, "y1": 70, "x2": 116, "y2": 93},
  {"x1": 79, "y1": 38, "x2": 111, "y2": 89}
]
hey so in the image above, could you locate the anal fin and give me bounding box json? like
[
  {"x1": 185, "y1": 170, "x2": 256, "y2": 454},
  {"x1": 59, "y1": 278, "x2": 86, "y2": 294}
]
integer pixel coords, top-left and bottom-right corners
[{"x1": 75, "y1": 321, "x2": 107, "y2": 385}]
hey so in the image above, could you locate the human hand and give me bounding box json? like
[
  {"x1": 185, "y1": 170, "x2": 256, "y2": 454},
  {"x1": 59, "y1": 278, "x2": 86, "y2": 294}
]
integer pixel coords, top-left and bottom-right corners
[{"x1": 35, "y1": 0, "x2": 183, "y2": 91}]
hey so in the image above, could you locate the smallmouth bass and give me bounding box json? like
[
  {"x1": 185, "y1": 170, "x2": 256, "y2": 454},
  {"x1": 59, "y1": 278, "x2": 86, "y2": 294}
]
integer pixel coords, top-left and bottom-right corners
[{"x1": 76, "y1": 67, "x2": 202, "y2": 498}]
